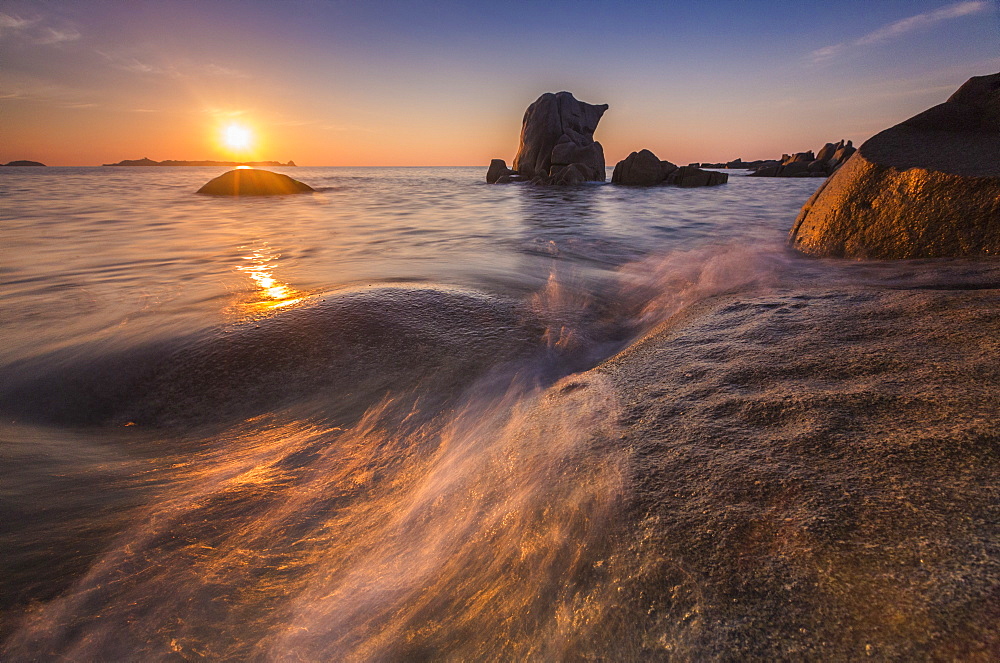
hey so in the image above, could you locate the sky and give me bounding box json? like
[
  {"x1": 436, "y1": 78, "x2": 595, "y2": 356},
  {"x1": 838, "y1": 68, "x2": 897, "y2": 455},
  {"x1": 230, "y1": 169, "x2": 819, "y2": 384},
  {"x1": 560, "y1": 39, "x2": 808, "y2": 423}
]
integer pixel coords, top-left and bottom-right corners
[{"x1": 1, "y1": 0, "x2": 998, "y2": 166}]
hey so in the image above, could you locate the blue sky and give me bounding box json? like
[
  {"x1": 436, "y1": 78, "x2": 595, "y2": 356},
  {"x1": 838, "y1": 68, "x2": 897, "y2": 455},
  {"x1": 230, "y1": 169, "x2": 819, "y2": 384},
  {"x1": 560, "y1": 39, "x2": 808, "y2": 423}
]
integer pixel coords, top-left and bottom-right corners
[{"x1": 1, "y1": 0, "x2": 997, "y2": 165}]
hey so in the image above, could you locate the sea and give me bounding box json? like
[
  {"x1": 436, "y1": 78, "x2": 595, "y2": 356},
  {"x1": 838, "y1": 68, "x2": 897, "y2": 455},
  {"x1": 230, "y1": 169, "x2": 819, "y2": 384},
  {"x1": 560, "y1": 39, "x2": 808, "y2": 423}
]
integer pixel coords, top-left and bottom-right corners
[{"x1": 1, "y1": 166, "x2": 997, "y2": 660}]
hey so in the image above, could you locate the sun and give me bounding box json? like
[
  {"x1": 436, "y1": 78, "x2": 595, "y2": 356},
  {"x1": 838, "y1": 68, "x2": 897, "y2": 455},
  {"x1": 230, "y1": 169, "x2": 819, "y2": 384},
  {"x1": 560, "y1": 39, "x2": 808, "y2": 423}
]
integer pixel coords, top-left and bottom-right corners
[{"x1": 223, "y1": 123, "x2": 253, "y2": 152}]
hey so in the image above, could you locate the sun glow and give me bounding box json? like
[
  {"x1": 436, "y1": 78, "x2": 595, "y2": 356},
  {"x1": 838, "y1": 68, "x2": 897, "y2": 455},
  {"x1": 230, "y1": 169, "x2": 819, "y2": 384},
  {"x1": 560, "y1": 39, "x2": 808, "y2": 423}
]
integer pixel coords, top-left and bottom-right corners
[{"x1": 223, "y1": 123, "x2": 253, "y2": 152}]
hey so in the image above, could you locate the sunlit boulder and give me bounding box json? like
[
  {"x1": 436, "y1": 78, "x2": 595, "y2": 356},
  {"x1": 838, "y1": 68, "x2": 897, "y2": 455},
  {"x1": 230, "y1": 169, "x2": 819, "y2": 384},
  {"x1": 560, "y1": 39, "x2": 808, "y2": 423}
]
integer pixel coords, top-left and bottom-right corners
[
  {"x1": 197, "y1": 168, "x2": 314, "y2": 196},
  {"x1": 790, "y1": 72, "x2": 1000, "y2": 258}
]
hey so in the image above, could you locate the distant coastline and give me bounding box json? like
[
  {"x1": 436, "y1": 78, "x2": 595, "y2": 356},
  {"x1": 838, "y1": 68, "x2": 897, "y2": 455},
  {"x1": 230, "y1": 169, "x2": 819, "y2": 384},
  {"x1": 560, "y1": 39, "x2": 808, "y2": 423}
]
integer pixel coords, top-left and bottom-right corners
[{"x1": 102, "y1": 158, "x2": 297, "y2": 167}]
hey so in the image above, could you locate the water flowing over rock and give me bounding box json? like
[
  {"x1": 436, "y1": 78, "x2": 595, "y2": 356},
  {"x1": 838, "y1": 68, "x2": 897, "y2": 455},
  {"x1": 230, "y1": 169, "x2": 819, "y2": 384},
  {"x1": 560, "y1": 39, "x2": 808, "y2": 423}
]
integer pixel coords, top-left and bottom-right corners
[
  {"x1": 487, "y1": 91, "x2": 608, "y2": 184},
  {"x1": 789, "y1": 72, "x2": 1000, "y2": 259},
  {"x1": 197, "y1": 169, "x2": 315, "y2": 196},
  {"x1": 611, "y1": 150, "x2": 726, "y2": 187}
]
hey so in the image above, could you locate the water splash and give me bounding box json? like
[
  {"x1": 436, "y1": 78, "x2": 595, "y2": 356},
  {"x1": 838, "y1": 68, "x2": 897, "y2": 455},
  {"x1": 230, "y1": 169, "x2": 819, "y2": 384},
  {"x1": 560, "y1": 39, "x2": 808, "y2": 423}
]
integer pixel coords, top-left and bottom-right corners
[{"x1": 4, "y1": 369, "x2": 626, "y2": 660}]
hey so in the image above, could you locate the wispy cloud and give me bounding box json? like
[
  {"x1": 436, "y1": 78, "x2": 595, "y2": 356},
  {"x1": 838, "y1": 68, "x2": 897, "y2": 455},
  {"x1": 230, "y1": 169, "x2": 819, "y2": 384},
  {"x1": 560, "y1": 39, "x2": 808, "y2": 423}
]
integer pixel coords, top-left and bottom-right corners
[
  {"x1": 0, "y1": 12, "x2": 35, "y2": 31},
  {"x1": 96, "y1": 50, "x2": 249, "y2": 80},
  {"x1": 0, "y1": 11, "x2": 80, "y2": 46},
  {"x1": 35, "y1": 26, "x2": 80, "y2": 45},
  {"x1": 809, "y1": 1, "x2": 990, "y2": 63}
]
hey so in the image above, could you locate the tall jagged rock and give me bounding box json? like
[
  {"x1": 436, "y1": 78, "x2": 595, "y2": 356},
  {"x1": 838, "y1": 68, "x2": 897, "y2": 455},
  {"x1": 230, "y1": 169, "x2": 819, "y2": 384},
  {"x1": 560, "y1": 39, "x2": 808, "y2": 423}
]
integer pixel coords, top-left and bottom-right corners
[
  {"x1": 789, "y1": 72, "x2": 1000, "y2": 259},
  {"x1": 487, "y1": 91, "x2": 607, "y2": 184},
  {"x1": 513, "y1": 91, "x2": 608, "y2": 181}
]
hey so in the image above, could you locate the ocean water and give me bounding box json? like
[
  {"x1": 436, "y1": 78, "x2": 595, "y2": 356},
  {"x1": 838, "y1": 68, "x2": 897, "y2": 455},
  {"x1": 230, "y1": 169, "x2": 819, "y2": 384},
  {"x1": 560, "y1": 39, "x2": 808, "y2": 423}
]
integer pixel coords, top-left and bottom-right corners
[{"x1": 1, "y1": 166, "x2": 997, "y2": 659}]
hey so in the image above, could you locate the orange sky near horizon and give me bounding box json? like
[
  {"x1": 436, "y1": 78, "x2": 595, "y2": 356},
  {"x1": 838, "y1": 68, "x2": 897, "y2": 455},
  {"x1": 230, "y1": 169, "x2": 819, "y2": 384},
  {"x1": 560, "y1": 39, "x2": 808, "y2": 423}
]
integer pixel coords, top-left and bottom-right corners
[{"x1": 2, "y1": 1, "x2": 997, "y2": 167}]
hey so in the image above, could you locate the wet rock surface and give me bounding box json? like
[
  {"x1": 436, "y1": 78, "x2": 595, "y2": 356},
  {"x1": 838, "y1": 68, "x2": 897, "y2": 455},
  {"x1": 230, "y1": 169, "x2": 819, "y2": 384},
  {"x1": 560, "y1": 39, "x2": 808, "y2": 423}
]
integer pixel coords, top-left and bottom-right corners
[
  {"x1": 585, "y1": 285, "x2": 1000, "y2": 658},
  {"x1": 790, "y1": 72, "x2": 1000, "y2": 258},
  {"x1": 197, "y1": 168, "x2": 314, "y2": 196}
]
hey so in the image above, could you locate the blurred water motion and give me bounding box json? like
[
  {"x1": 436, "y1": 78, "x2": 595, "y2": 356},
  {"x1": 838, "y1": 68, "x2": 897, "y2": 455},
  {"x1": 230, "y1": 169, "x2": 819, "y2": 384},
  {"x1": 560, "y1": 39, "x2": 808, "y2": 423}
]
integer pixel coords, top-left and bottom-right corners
[{"x1": 3, "y1": 167, "x2": 995, "y2": 659}]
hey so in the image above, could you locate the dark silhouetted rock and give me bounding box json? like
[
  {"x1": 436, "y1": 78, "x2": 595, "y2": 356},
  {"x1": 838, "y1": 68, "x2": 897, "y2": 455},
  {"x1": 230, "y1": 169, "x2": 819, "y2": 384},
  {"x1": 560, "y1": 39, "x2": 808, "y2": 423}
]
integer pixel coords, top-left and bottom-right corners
[
  {"x1": 749, "y1": 140, "x2": 854, "y2": 178},
  {"x1": 486, "y1": 91, "x2": 608, "y2": 185},
  {"x1": 612, "y1": 150, "x2": 725, "y2": 187},
  {"x1": 3, "y1": 160, "x2": 46, "y2": 167},
  {"x1": 611, "y1": 149, "x2": 676, "y2": 185},
  {"x1": 197, "y1": 168, "x2": 315, "y2": 196},
  {"x1": 668, "y1": 165, "x2": 728, "y2": 187},
  {"x1": 790, "y1": 72, "x2": 1000, "y2": 259},
  {"x1": 511, "y1": 91, "x2": 608, "y2": 182},
  {"x1": 486, "y1": 159, "x2": 513, "y2": 183}
]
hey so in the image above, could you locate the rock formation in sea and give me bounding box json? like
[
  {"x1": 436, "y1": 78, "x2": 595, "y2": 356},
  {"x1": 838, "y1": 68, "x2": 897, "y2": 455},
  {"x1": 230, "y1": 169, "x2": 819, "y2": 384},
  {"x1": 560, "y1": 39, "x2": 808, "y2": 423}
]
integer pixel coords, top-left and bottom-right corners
[
  {"x1": 104, "y1": 158, "x2": 297, "y2": 167},
  {"x1": 2, "y1": 160, "x2": 46, "y2": 167},
  {"x1": 197, "y1": 169, "x2": 314, "y2": 196},
  {"x1": 747, "y1": 140, "x2": 855, "y2": 178},
  {"x1": 789, "y1": 71, "x2": 1000, "y2": 259},
  {"x1": 486, "y1": 159, "x2": 513, "y2": 183},
  {"x1": 486, "y1": 91, "x2": 608, "y2": 184},
  {"x1": 611, "y1": 149, "x2": 727, "y2": 187}
]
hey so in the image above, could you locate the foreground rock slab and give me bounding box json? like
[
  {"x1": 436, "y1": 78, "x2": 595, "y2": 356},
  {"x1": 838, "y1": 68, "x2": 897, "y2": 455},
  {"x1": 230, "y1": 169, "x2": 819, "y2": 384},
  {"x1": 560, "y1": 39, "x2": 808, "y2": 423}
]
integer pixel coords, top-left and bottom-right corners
[
  {"x1": 573, "y1": 283, "x2": 1000, "y2": 658},
  {"x1": 790, "y1": 72, "x2": 1000, "y2": 258},
  {"x1": 197, "y1": 169, "x2": 314, "y2": 196}
]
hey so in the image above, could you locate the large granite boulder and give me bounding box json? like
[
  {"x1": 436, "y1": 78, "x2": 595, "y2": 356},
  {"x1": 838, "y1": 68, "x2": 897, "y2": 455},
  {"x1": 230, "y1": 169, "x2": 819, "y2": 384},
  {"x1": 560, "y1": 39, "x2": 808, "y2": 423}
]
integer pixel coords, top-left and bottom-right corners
[
  {"x1": 197, "y1": 168, "x2": 314, "y2": 196},
  {"x1": 487, "y1": 91, "x2": 608, "y2": 184},
  {"x1": 790, "y1": 72, "x2": 1000, "y2": 259}
]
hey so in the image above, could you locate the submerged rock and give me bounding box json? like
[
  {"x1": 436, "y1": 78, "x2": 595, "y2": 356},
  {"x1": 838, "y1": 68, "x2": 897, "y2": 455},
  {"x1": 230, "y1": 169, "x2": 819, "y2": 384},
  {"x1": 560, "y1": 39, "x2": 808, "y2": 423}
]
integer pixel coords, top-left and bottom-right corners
[
  {"x1": 197, "y1": 168, "x2": 314, "y2": 196},
  {"x1": 790, "y1": 72, "x2": 1000, "y2": 258},
  {"x1": 487, "y1": 91, "x2": 608, "y2": 184}
]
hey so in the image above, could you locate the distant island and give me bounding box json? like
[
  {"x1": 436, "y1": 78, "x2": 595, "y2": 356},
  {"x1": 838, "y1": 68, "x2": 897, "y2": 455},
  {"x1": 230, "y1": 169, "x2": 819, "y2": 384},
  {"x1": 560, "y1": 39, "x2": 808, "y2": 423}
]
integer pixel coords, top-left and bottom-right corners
[
  {"x1": 102, "y1": 158, "x2": 297, "y2": 167},
  {"x1": 3, "y1": 160, "x2": 46, "y2": 167}
]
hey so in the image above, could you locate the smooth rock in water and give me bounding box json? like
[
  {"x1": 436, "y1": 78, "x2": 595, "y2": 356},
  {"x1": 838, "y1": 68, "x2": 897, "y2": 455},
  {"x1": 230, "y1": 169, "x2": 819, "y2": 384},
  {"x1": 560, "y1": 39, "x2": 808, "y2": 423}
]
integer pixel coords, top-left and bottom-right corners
[
  {"x1": 512, "y1": 91, "x2": 608, "y2": 182},
  {"x1": 611, "y1": 149, "x2": 676, "y2": 186},
  {"x1": 197, "y1": 168, "x2": 314, "y2": 196},
  {"x1": 486, "y1": 159, "x2": 513, "y2": 183},
  {"x1": 3, "y1": 160, "x2": 46, "y2": 167},
  {"x1": 790, "y1": 72, "x2": 1000, "y2": 259},
  {"x1": 669, "y1": 165, "x2": 728, "y2": 187}
]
